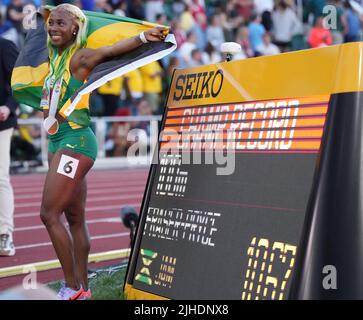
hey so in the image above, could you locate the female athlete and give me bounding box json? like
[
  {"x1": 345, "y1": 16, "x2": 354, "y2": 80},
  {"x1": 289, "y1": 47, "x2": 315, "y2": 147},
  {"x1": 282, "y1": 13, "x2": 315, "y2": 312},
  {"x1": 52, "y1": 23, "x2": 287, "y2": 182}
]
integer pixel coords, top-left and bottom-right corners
[{"x1": 38, "y1": 4, "x2": 167, "y2": 300}]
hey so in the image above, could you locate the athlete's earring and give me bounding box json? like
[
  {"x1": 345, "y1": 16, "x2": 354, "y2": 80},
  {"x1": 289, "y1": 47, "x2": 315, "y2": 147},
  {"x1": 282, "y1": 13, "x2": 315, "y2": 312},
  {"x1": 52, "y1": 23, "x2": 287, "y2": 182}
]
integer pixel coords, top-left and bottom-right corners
[{"x1": 73, "y1": 31, "x2": 77, "y2": 35}]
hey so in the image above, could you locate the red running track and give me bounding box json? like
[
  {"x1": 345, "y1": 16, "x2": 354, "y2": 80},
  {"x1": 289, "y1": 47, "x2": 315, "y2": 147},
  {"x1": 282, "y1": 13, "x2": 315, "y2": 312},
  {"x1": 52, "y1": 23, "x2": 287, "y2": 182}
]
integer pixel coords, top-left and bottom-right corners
[{"x1": 0, "y1": 168, "x2": 149, "y2": 291}]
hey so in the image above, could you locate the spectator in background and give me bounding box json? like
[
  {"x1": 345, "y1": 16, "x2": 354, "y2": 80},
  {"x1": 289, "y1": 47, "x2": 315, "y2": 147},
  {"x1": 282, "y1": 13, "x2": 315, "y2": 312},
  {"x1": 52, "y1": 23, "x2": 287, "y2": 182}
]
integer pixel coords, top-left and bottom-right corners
[
  {"x1": 326, "y1": 0, "x2": 346, "y2": 44},
  {"x1": 239, "y1": 0, "x2": 255, "y2": 22},
  {"x1": 0, "y1": 37, "x2": 18, "y2": 257},
  {"x1": 254, "y1": 0, "x2": 274, "y2": 31},
  {"x1": 236, "y1": 26, "x2": 254, "y2": 58},
  {"x1": 308, "y1": 16, "x2": 333, "y2": 47},
  {"x1": 6, "y1": 0, "x2": 25, "y2": 46},
  {"x1": 127, "y1": 0, "x2": 145, "y2": 20},
  {"x1": 172, "y1": 0, "x2": 186, "y2": 17},
  {"x1": 166, "y1": 56, "x2": 180, "y2": 85},
  {"x1": 256, "y1": 32, "x2": 281, "y2": 55},
  {"x1": 124, "y1": 69, "x2": 143, "y2": 115},
  {"x1": 139, "y1": 61, "x2": 163, "y2": 114},
  {"x1": 113, "y1": 0, "x2": 127, "y2": 16},
  {"x1": 13, "y1": 110, "x2": 41, "y2": 163},
  {"x1": 81, "y1": 0, "x2": 95, "y2": 11},
  {"x1": 219, "y1": 11, "x2": 235, "y2": 42},
  {"x1": 74, "y1": 0, "x2": 83, "y2": 9},
  {"x1": 137, "y1": 99, "x2": 153, "y2": 116},
  {"x1": 94, "y1": 0, "x2": 113, "y2": 12},
  {"x1": 206, "y1": 13, "x2": 225, "y2": 50},
  {"x1": 202, "y1": 41, "x2": 222, "y2": 64},
  {"x1": 248, "y1": 13, "x2": 265, "y2": 55},
  {"x1": 170, "y1": 18, "x2": 186, "y2": 48},
  {"x1": 128, "y1": 99, "x2": 154, "y2": 156},
  {"x1": 6, "y1": 0, "x2": 24, "y2": 31},
  {"x1": 190, "y1": 0, "x2": 207, "y2": 30},
  {"x1": 110, "y1": 107, "x2": 131, "y2": 157},
  {"x1": 107, "y1": 0, "x2": 123, "y2": 13},
  {"x1": 178, "y1": 30, "x2": 197, "y2": 67},
  {"x1": 192, "y1": 11, "x2": 208, "y2": 51},
  {"x1": 188, "y1": 48, "x2": 203, "y2": 67},
  {"x1": 344, "y1": 0, "x2": 362, "y2": 42},
  {"x1": 145, "y1": 0, "x2": 164, "y2": 22},
  {"x1": 272, "y1": 0, "x2": 300, "y2": 52},
  {"x1": 0, "y1": 9, "x2": 19, "y2": 45},
  {"x1": 156, "y1": 12, "x2": 167, "y2": 26},
  {"x1": 180, "y1": 3, "x2": 196, "y2": 32},
  {"x1": 135, "y1": 99, "x2": 153, "y2": 135},
  {"x1": 309, "y1": 0, "x2": 327, "y2": 24},
  {"x1": 97, "y1": 77, "x2": 123, "y2": 116},
  {"x1": 223, "y1": 0, "x2": 244, "y2": 34}
]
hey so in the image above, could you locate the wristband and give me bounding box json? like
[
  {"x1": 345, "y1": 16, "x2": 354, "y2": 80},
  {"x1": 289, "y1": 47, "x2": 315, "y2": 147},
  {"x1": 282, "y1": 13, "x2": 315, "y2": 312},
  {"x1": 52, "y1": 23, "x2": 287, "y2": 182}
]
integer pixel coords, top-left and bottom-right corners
[{"x1": 139, "y1": 31, "x2": 149, "y2": 44}]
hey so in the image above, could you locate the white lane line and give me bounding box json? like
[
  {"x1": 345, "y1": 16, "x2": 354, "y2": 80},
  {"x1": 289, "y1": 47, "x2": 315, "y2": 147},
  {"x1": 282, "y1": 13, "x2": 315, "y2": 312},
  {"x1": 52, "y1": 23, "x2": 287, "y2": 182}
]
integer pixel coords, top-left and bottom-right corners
[
  {"x1": 14, "y1": 217, "x2": 121, "y2": 232},
  {"x1": 15, "y1": 232, "x2": 130, "y2": 250},
  {"x1": 0, "y1": 249, "x2": 131, "y2": 278},
  {"x1": 13, "y1": 181, "x2": 147, "y2": 194},
  {"x1": 14, "y1": 203, "x2": 141, "y2": 219},
  {"x1": 15, "y1": 193, "x2": 143, "y2": 208},
  {"x1": 11, "y1": 170, "x2": 147, "y2": 179},
  {"x1": 11, "y1": 168, "x2": 146, "y2": 177},
  {"x1": 10, "y1": 172, "x2": 147, "y2": 185},
  {"x1": 11, "y1": 174, "x2": 147, "y2": 184},
  {"x1": 14, "y1": 186, "x2": 145, "y2": 200},
  {"x1": 13, "y1": 179, "x2": 146, "y2": 190}
]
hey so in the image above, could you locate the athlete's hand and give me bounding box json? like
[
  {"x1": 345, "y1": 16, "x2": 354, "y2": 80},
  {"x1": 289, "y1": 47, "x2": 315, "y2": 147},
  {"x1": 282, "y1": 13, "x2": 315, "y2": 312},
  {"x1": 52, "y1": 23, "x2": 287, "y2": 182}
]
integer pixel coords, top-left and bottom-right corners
[
  {"x1": 0, "y1": 106, "x2": 11, "y2": 122},
  {"x1": 144, "y1": 27, "x2": 169, "y2": 42}
]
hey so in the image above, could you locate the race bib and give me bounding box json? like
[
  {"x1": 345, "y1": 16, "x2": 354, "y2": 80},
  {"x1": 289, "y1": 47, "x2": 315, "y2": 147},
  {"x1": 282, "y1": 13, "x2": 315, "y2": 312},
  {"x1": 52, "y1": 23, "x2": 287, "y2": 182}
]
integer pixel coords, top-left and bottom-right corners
[{"x1": 56, "y1": 154, "x2": 79, "y2": 179}]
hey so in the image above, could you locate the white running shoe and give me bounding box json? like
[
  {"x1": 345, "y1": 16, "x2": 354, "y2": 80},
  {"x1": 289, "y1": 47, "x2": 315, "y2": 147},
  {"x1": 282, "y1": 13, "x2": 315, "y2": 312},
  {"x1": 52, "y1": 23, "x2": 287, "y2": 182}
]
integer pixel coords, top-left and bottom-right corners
[
  {"x1": 57, "y1": 286, "x2": 84, "y2": 300},
  {"x1": 0, "y1": 234, "x2": 15, "y2": 256}
]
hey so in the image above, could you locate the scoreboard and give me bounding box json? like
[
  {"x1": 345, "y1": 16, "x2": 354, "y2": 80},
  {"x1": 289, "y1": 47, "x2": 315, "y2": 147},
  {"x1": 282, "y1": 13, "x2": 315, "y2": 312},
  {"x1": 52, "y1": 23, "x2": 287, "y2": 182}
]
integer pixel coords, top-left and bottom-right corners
[{"x1": 125, "y1": 42, "x2": 363, "y2": 300}]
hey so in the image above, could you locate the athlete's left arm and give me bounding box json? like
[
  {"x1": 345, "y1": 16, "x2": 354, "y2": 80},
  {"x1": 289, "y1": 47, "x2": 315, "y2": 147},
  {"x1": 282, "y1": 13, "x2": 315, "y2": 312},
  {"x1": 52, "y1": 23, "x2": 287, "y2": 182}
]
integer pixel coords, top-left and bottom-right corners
[{"x1": 70, "y1": 26, "x2": 169, "y2": 81}]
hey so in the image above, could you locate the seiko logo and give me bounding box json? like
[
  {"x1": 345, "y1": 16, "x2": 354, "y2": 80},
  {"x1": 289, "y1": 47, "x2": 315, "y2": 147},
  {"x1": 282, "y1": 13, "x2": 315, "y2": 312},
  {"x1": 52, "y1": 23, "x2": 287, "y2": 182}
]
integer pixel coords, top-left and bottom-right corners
[{"x1": 173, "y1": 70, "x2": 224, "y2": 101}]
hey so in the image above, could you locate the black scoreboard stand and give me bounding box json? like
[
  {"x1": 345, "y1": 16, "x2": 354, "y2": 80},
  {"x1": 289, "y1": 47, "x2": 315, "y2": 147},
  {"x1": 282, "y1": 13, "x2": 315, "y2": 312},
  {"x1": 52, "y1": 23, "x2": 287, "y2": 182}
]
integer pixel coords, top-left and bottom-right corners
[
  {"x1": 289, "y1": 92, "x2": 363, "y2": 299},
  {"x1": 124, "y1": 42, "x2": 363, "y2": 300}
]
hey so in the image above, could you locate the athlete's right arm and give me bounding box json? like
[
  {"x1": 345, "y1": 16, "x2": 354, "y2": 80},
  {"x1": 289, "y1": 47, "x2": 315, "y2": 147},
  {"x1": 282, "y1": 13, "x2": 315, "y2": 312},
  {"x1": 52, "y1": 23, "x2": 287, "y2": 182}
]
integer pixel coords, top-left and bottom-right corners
[{"x1": 70, "y1": 27, "x2": 169, "y2": 81}]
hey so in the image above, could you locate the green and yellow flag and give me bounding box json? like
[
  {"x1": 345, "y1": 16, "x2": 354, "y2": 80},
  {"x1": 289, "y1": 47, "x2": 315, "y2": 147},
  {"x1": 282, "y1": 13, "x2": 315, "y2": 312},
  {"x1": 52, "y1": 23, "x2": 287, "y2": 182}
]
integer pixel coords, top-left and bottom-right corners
[{"x1": 11, "y1": 7, "x2": 176, "y2": 118}]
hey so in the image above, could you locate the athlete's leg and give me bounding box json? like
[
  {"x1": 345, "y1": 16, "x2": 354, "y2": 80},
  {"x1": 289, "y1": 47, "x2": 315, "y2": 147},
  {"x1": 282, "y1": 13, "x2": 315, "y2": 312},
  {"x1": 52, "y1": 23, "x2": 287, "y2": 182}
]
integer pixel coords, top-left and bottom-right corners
[
  {"x1": 64, "y1": 179, "x2": 90, "y2": 291},
  {"x1": 41, "y1": 149, "x2": 94, "y2": 289}
]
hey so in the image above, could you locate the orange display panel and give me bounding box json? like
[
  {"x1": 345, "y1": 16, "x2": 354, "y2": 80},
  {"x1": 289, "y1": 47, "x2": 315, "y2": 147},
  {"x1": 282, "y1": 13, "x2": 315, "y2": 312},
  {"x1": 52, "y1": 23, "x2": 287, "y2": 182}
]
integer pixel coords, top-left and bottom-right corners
[{"x1": 161, "y1": 96, "x2": 329, "y2": 153}]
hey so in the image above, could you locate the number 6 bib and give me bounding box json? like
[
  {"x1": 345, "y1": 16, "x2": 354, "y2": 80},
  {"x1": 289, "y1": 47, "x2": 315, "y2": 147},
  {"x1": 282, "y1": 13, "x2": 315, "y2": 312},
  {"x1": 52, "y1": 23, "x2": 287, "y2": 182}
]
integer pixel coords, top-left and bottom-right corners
[{"x1": 57, "y1": 154, "x2": 80, "y2": 179}]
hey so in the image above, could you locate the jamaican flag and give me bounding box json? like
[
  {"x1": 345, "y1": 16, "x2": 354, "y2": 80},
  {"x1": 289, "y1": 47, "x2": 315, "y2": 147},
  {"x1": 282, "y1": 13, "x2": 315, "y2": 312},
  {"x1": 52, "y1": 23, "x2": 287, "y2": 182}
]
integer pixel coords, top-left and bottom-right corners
[{"x1": 11, "y1": 7, "x2": 176, "y2": 116}]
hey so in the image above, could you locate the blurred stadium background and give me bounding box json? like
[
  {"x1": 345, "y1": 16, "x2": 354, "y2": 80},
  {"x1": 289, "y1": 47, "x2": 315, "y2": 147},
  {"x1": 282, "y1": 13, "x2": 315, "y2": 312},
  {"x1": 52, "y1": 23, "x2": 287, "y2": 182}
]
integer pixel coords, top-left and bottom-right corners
[
  {"x1": 2, "y1": 0, "x2": 362, "y2": 172},
  {"x1": 1, "y1": 0, "x2": 363, "y2": 296}
]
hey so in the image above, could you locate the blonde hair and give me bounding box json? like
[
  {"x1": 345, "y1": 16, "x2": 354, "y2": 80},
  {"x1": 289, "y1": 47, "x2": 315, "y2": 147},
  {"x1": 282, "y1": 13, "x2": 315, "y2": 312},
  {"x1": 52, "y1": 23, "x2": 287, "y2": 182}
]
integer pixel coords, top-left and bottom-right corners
[
  {"x1": 44, "y1": 4, "x2": 88, "y2": 100},
  {"x1": 50, "y1": 4, "x2": 88, "y2": 49}
]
